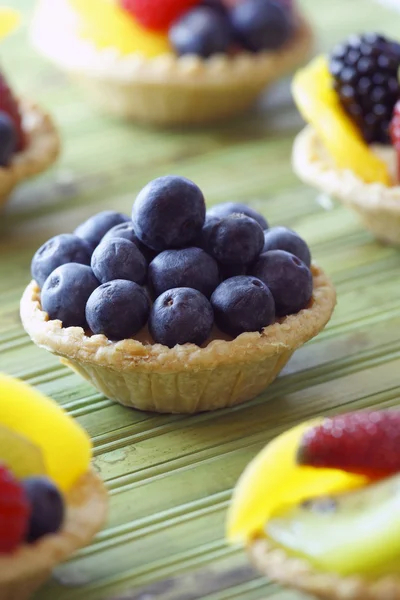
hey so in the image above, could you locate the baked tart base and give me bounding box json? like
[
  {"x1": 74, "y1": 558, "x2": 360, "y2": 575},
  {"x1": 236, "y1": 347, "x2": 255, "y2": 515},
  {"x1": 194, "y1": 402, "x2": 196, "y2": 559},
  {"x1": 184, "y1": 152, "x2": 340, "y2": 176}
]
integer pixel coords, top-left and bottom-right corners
[
  {"x1": 20, "y1": 265, "x2": 336, "y2": 414},
  {"x1": 0, "y1": 470, "x2": 107, "y2": 600},
  {"x1": 249, "y1": 537, "x2": 400, "y2": 600},
  {"x1": 31, "y1": 1, "x2": 313, "y2": 126},
  {"x1": 293, "y1": 125, "x2": 400, "y2": 246},
  {"x1": 0, "y1": 101, "x2": 60, "y2": 210}
]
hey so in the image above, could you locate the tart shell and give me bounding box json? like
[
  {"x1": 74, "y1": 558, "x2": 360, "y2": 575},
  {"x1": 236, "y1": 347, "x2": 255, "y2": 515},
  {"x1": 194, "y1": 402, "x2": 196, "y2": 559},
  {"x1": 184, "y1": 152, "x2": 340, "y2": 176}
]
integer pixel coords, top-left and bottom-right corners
[
  {"x1": 249, "y1": 537, "x2": 400, "y2": 600},
  {"x1": 31, "y1": 1, "x2": 313, "y2": 126},
  {"x1": 0, "y1": 101, "x2": 60, "y2": 209},
  {"x1": 20, "y1": 265, "x2": 336, "y2": 414},
  {"x1": 292, "y1": 125, "x2": 400, "y2": 246},
  {"x1": 0, "y1": 470, "x2": 107, "y2": 600}
]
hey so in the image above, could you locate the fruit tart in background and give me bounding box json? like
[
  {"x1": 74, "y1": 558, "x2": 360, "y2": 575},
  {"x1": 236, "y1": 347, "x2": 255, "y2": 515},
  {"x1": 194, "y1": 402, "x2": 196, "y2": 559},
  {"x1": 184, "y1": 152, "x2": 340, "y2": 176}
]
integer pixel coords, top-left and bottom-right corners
[
  {"x1": 0, "y1": 373, "x2": 107, "y2": 600},
  {"x1": 31, "y1": 0, "x2": 313, "y2": 125},
  {"x1": 292, "y1": 33, "x2": 400, "y2": 246},
  {"x1": 20, "y1": 174, "x2": 335, "y2": 414},
  {"x1": 0, "y1": 8, "x2": 59, "y2": 210},
  {"x1": 227, "y1": 409, "x2": 400, "y2": 600}
]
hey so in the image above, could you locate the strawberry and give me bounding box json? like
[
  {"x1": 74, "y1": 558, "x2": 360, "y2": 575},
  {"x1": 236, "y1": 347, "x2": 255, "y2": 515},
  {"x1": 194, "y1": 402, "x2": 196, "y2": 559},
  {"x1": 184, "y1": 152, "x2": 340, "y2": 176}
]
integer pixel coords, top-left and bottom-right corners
[
  {"x1": 120, "y1": 0, "x2": 201, "y2": 31},
  {"x1": 297, "y1": 410, "x2": 400, "y2": 478},
  {"x1": 390, "y1": 100, "x2": 400, "y2": 183},
  {"x1": 0, "y1": 71, "x2": 25, "y2": 152},
  {"x1": 0, "y1": 464, "x2": 30, "y2": 553}
]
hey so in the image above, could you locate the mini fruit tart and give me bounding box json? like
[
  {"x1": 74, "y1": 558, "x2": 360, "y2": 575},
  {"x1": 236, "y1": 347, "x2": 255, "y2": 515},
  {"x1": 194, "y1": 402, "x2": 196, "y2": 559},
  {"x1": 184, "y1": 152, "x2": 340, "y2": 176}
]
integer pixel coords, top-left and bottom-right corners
[
  {"x1": 227, "y1": 409, "x2": 400, "y2": 600},
  {"x1": 0, "y1": 373, "x2": 108, "y2": 600},
  {"x1": 292, "y1": 33, "x2": 400, "y2": 247},
  {"x1": 31, "y1": 0, "x2": 313, "y2": 125},
  {"x1": 20, "y1": 175, "x2": 335, "y2": 414},
  {"x1": 0, "y1": 10, "x2": 59, "y2": 209}
]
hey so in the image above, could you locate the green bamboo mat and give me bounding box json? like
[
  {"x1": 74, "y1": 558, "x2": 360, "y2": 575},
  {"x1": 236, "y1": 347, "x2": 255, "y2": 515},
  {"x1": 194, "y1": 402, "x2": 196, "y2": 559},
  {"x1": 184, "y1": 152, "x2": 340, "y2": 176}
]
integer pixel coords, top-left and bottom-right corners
[{"x1": 1, "y1": 1, "x2": 400, "y2": 598}]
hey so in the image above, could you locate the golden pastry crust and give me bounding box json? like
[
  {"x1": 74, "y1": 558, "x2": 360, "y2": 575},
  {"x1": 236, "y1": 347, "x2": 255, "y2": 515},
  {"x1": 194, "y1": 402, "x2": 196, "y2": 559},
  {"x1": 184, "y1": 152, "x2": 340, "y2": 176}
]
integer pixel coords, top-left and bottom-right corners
[
  {"x1": 0, "y1": 470, "x2": 107, "y2": 600},
  {"x1": 20, "y1": 265, "x2": 336, "y2": 413},
  {"x1": 293, "y1": 125, "x2": 400, "y2": 246},
  {"x1": 249, "y1": 537, "x2": 400, "y2": 600},
  {"x1": 32, "y1": 0, "x2": 313, "y2": 124},
  {"x1": 0, "y1": 100, "x2": 60, "y2": 209}
]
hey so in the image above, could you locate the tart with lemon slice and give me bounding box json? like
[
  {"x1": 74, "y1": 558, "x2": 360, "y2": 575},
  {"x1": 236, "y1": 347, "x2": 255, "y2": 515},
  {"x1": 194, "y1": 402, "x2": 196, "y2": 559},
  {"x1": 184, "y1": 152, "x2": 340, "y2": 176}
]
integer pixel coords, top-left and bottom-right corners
[
  {"x1": 31, "y1": 0, "x2": 313, "y2": 125},
  {"x1": 227, "y1": 410, "x2": 400, "y2": 600},
  {"x1": 0, "y1": 373, "x2": 107, "y2": 600},
  {"x1": 292, "y1": 33, "x2": 400, "y2": 246},
  {"x1": 0, "y1": 10, "x2": 59, "y2": 209}
]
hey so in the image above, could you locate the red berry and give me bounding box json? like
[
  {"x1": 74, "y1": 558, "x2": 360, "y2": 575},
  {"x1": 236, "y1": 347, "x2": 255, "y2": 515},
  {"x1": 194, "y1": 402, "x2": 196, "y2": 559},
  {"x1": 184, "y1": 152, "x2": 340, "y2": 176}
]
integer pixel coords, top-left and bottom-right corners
[
  {"x1": 0, "y1": 465, "x2": 30, "y2": 553},
  {"x1": 390, "y1": 100, "x2": 400, "y2": 182},
  {"x1": 0, "y1": 72, "x2": 26, "y2": 152},
  {"x1": 120, "y1": 0, "x2": 201, "y2": 31},
  {"x1": 297, "y1": 410, "x2": 400, "y2": 478}
]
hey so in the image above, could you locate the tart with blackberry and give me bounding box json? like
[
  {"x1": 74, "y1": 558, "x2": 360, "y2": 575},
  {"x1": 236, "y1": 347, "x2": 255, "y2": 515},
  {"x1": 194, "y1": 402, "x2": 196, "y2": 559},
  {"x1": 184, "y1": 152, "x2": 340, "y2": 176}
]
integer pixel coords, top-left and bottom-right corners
[
  {"x1": 0, "y1": 373, "x2": 107, "y2": 600},
  {"x1": 21, "y1": 175, "x2": 335, "y2": 414},
  {"x1": 292, "y1": 33, "x2": 400, "y2": 246},
  {"x1": 227, "y1": 408, "x2": 400, "y2": 600},
  {"x1": 31, "y1": 0, "x2": 313, "y2": 125},
  {"x1": 0, "y1": 10, "x2": 59, "y2": 209}
]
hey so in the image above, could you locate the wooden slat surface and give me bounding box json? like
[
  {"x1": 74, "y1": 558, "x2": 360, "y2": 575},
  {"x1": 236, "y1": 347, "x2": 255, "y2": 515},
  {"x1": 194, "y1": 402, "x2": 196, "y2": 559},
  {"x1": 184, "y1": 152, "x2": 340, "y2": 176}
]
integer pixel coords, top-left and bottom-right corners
[{"x1": 1, "y1": 1, "x2": 399, "y2": 598}]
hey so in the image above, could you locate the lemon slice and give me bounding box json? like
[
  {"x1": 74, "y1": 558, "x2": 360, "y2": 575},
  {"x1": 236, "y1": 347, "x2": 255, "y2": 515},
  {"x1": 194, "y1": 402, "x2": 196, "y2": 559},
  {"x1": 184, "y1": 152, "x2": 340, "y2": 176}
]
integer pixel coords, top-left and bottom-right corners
[
  {"x1": 226, "y1": 419, "x2": 367, "y2": 545},
  {"x1": 0, "y1": 7, "x2": 20, "y2": 40},
  {"x1": 0, "y1": 425, "x2": 46, "y2": 478},
  {"x1": 68, "y1": 0, "x2": 171, "y2": 57},
  {"x1": 0, "y1": 373, "x2": 92, "y2": 491},
  {"x1": 292, "y1": 56, "x2": 391, "y2": 186}
]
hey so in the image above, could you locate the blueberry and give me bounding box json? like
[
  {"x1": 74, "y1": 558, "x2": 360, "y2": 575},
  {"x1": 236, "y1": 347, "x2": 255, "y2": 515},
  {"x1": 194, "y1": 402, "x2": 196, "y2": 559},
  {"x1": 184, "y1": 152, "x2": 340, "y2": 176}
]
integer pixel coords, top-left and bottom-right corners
[
  {"x1": 41, "y1": 263, "x2": 99, "y2": 328},
  {"x1": 201, "y1": 214, "x2": 264, "y2": 265},
  {"x1": 148, "y1": 247, "x2": 219, "y2": 299},
  {"x1": 201, "y1": 0, "x2": 228, "y2": 14},
  {"x1": 251, "y1": 249, "x2": 313, "y2": 316},
  {"x1": 101, "y1": 221, "x2": 141, "y2": 248},
  {"x1": 211, "y1": 276, "x2": 275, "y2": 337},
  {"x1": 262, "y1": 226, "x2": 311, "y2": 267},
  {"x1": 31, "y1": 234, "x2": 92, "y2": 289},
  {"x1": 74, "y1": 211, "x2": 130, "y2": 249},
  {"x1": 169, "y1": 6, "x2": 232, "y2": 58},
  {"x1": 132, "y1": 176, "x2": 206, "y2": 252},
  {"x1": 230, "y1": 0, "x2": 294, "y2": 53},
  {"x1": 86, "y1": 280, "x2": 150, "y2": 341},
  {"x1": 91, "y1": 238, "x2": 147, "y2": 285},
  {"x1": 149, "y1": 288, "x2": 214, "y2": 348},
  {"x1": 0, "y1": 111, "x2": 16, "y2": 167},
  {"x1": 23, "y1": 477, "x2": 64, "y2": 543},
  {"x1": 207, "y1": 202, "x2": 268, "y2": 230}
]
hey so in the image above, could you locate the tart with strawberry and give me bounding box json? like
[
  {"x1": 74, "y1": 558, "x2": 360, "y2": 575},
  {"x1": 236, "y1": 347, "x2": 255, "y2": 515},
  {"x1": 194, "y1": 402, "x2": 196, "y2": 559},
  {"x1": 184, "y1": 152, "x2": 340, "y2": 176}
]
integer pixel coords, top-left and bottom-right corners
[
  {"x1": 20, "y1": 175, "x2": 335, "y2": 413},
  {"x1": 31, "y1": 0, "x2": 313, "y2": 125},
  {"x1": 292, "y1": 33, "x2": 400, "y2": 246},
  {"x1": 227, "y1": 409, "x2": 400, "y2": 600},
  {"x1": 0, "y1": 373, "x2": 107, "y2": 600},
  {"x1": 0, "y1": 9, "x2": 59, "y2": 209}
]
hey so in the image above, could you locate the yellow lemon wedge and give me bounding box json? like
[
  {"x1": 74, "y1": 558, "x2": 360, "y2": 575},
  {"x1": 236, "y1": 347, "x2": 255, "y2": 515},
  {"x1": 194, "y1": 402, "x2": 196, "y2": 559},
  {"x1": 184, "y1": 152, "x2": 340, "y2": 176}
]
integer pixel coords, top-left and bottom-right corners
[
  {"x1": 226, "y1": 419, "x2": 368, "y2": 545},
  {"x1": 0, "y1": 373, "x2": 92, "y2": 491},
  {"x1": 0, "y1": 425, "x2": 46, "y2": 478},
  {"x1": 0, "y1": 7, "x2": 20, "y2": 40},
  {"x1": 68, "y1": 0, "x2": 171, "y2": 57},
  {"x1": 292, "y1": 56, "x2": 391, "y2": 186}
]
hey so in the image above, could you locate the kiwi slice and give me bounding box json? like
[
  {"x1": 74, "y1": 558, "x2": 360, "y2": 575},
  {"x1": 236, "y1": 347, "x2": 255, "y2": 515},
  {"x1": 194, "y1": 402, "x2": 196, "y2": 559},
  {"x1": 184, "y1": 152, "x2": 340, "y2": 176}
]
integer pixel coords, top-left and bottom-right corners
[{"x1": 266, "y1": 473, "x2": 400, "y2": 576}]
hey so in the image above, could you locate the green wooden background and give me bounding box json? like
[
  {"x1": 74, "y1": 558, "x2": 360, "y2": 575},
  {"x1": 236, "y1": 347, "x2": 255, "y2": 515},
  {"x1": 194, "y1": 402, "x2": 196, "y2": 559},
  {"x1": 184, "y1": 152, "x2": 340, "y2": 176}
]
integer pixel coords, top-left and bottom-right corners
[{"x1": 1, "y1": 1, "x2": 400, "y2": 598}]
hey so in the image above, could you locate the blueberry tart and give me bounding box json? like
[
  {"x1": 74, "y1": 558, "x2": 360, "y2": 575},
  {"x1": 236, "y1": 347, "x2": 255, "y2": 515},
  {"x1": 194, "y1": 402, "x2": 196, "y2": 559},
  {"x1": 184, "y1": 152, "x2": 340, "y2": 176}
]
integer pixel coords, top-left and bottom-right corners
[{"x1": 21, "y1": 175, "x2": 335, "y2": 414}]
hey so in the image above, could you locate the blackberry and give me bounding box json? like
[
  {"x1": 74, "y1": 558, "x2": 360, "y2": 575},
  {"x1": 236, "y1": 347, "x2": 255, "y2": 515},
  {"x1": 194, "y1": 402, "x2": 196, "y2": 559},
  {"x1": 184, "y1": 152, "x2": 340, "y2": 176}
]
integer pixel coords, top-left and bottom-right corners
[{"x1": 329, "y1": 33, "x2": 400, "y2": 144}]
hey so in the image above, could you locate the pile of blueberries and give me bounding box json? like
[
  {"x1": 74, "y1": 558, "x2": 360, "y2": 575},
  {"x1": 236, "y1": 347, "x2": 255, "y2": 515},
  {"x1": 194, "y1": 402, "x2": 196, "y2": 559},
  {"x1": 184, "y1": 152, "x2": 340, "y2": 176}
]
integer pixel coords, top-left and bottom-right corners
[
  {"x1": 169, "y1": 0, "x2": 295, "y2": 59},
  {"x1": 31, "y1": 175, "x2": 313, "y2": 348}
]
